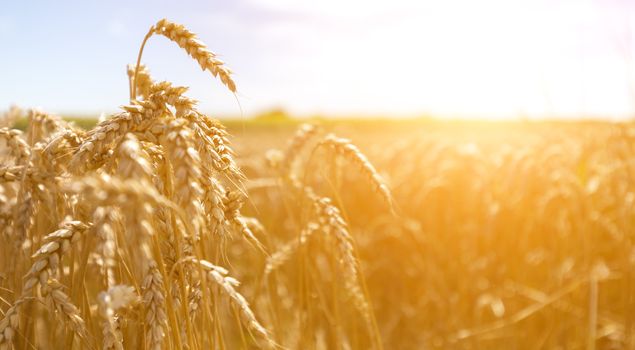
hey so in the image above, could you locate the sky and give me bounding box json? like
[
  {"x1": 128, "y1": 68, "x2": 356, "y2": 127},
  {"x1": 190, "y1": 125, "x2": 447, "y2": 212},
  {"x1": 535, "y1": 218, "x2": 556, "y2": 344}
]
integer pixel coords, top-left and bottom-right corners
[{"x1": 1, "y1": 0, "x2": 635, "y2": 119}]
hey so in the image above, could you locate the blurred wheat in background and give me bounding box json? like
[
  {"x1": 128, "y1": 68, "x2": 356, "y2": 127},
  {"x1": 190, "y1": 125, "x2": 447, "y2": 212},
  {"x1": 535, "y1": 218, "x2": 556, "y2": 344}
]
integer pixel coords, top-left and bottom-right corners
[{"x1": 1, "y1": 17, "x2": 635, "y2": 350}]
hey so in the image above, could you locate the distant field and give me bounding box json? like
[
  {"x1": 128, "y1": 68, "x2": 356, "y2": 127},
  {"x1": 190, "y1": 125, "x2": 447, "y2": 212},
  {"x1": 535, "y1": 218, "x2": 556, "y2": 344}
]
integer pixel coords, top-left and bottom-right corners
[{"x1": 227, "y1": 119, "x2": 635, "y2": 349}]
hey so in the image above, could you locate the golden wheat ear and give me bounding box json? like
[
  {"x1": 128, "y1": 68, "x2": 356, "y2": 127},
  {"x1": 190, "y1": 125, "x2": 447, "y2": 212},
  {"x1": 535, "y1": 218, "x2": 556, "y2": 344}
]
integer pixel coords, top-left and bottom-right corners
[
  {"x1": 131, "y1": 18, "x2": 236, "y2": 100},
  {"x1": 315, "y1": 133, "x2": 395, "y2": 212}
]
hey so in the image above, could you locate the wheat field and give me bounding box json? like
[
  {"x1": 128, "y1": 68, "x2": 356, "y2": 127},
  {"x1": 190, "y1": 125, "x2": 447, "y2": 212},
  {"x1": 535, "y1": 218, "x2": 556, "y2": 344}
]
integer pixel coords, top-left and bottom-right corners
[{"x1": 1, "y1": 19, "x2": 634, "y2": 350}]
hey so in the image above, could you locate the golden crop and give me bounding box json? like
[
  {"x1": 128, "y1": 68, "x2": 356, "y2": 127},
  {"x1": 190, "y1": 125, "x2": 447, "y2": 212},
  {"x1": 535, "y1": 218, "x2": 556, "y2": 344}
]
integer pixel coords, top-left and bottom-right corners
[{"x1": 1, "y1": 18, "x2": 633, "y2": 350}]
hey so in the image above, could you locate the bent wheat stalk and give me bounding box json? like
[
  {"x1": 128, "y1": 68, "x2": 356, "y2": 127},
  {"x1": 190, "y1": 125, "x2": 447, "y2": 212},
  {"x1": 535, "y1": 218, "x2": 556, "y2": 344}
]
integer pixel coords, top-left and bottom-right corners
[{"x1": 131, "y1": 18, "x2": 236, "y2": 100}]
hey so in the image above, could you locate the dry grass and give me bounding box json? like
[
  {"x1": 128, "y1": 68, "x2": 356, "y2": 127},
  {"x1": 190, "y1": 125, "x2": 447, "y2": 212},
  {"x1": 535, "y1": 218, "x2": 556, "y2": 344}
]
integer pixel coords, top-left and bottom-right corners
[{"x1": 1, "y1": 18, "x2": 634, "y2": 350}]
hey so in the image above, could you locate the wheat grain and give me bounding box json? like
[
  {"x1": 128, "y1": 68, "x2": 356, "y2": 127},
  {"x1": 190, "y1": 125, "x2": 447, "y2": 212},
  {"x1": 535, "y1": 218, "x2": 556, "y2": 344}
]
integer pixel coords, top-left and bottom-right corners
[
  {"x1": 320, "y1": 134, "x2": 394, "y2": 210},
  {"x1": 196, "y1": 259, "x2": 275, "y2": 349},
  {"x1": 62, "y1": 174, "x2": 175, "y2": 212},
  {"x1": 25, "y1": 221, "x2": 90, "y2": 294},
  {"x1": 150, "y1": 19, "x2": 236, "y2": 93},
  {"x1": 116, "y1": 133, "x2": 155, "y2": 180},
  {"x1": 128, "y1": 64, "x2": 154, "y2": 100},
  {"x1": 142, "y1": 262, "x2": 167, "y2": 350},
  {"x1": 0, "y1": 128, "x2": 30, "y2": 165},
  {"x1": 25, "y1": 109, "x2": 74, "y2": 146},
  {"x1": 265, "y1": 222, "x2": 319, "y2": 275},
  {"x1": 223, "y1": 190, "x2": 264, "y2": 249},
  {"x1": 281, "y1": 123, "x2": 317, "y2": 173},
  {"x1": 93, "y1": 208, "x2": 118, "y2": 288}
]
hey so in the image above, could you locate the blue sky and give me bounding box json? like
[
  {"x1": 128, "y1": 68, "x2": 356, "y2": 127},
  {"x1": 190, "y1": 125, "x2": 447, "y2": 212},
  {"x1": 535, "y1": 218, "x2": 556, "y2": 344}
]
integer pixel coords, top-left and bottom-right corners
[{"x1": 1, "y1": 0, "x2": 635, "y2": 119}]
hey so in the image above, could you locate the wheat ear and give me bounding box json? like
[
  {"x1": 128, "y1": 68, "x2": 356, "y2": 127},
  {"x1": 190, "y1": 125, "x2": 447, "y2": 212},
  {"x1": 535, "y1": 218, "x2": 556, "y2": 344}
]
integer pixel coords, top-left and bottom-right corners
[
  {"x1": 320, "y1": 134, "x2": 394, "y2": 211},
  {"x1": 132, "y1": 18, "x2": 236, "y2": 100}
]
